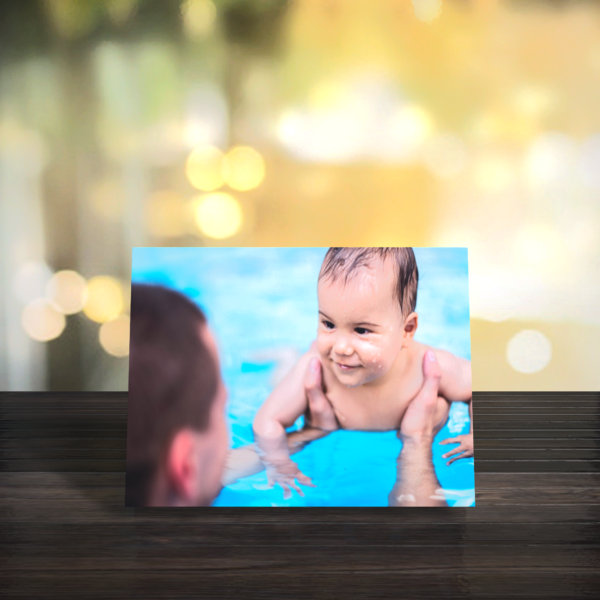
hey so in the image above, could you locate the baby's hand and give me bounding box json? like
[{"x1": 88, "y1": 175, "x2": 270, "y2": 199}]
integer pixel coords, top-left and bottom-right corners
[
  {"x1": 265, "y1": 458, "x2": 316, "y2": 500},
  {"x1": 440, "y1": 433, "x2": 474, "y2": 466}
]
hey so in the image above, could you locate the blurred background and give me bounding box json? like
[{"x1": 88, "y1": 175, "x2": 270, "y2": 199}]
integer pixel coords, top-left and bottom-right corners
[{"x1": 1, "y1": 0, "x2": 599, "y2": 392}]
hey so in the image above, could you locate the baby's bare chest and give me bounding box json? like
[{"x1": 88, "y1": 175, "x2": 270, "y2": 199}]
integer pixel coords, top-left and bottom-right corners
[{"x1": 325, "y1": 385, "x2": 418, "y2": 432}]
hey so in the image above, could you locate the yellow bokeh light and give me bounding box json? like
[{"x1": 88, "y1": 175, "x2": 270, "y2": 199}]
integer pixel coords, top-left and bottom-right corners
[
  {"x1": 389, "y1": 105, "x2": 434, "y2": 150},
  {"x1": 309, "y1": 81, "x2": 345, "y2": 109},
  {"x1": 46, "y1": 270, "x2": 88, "y2": 315},
  {"x1": 185, "y1": 145, "x2": 225, "y2": 191},
  {"x1": 412, "y1": 0, "x2": 442, "y2": 23},
  {"x1": 83, "y1": 276, "x2": 124, "y2": 323},
  {"x1": 21, "y1": 299, "x2": 66, "y2": 342},
  {"x1": 193, "y1": 192, "x2": 243, "y2": 239},
  {"x1": 146, "y1": 190, "x2": 187, "y2": 237},
  {"x1": 222, "y1": 146, "x2": 266, "y2": 191},
  {"x1": 99, "y1": 315, "x2": 131, "y2": 357},
  {"x1": 473, "y1": 156, "x2": 515, "y2": 193},
  {"x1": 182, "y1": 0, "x2": 216, "y2": 38}
]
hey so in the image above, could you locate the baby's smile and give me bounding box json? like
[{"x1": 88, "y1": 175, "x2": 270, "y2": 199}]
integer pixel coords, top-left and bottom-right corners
[{"x1": 334, "y1": 361, "x2": 361, "y2": 371}]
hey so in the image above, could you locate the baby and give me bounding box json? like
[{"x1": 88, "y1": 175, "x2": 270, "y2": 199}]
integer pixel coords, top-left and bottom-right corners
[{"x1": 253, "y1": 248, "x2": 473, "y2": 498}]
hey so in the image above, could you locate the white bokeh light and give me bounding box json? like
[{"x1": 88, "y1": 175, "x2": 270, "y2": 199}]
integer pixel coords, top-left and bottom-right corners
[
  {"x1": 525, "y1": 132, "x2": 578, "y2": 188},
  {"x1": 578, "y1": 133, "x2": 600, "y2": 190},
  {"x1": 275, "y1": 73, "x2": 434, "y2": 164},
  {"x1": 506, "y1": 330, "x2": 552, "y2": 374},
  {"x1": 13, "y1": 261, "x2": 53, "y2": 304},
  {"x1": 21, "y1": 299, "x2": 66, "y2": 342}
]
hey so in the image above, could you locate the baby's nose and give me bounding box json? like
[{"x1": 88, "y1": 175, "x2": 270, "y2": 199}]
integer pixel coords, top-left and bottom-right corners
[{"x1": 333, "y1": 339, "x2": 354, "y2": 356}]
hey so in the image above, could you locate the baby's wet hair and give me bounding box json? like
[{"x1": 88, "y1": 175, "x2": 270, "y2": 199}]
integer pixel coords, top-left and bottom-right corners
[{"x1": 319, "y1": 248, "x2": 419, "y2": 317}]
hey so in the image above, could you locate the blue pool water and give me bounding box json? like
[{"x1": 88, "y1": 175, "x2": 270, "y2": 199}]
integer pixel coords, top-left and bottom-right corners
[{"x1": 132, "y1": 247, "x2": 475, "y2": 507}]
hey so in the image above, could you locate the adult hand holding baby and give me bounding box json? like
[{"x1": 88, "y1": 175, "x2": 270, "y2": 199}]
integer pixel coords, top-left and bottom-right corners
[
  {"x1": 399, "y1": 349, "x2": 442, "y2": 442},
  {"x1": 303, "y1": 357, "x2": 340, "y2": 432},
  {"x1": 390, "y1": 349, "x2": 447, "y2": 507}
]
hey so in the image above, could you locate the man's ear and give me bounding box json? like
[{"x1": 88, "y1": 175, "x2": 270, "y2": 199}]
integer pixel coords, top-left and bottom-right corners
[
  {"x1": 402, "y1": 312, "x2": 418, "y2": 347},
  {"x1": 166, "y1": 429, "x2": 199, "y2": 502}
]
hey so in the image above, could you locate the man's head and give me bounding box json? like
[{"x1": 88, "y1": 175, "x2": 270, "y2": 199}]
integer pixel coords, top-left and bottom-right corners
[
  {"x1": 316, "y1": 248, "x2": 419, "y2": 388},
  {"x1": 126, "y1": 284, "x2": 228, "y2": 506}
]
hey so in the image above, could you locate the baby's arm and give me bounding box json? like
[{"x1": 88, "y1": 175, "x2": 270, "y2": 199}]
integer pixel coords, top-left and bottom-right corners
[
  {"x1": 436, "y1": 349, "x2": 472, "y2": 404},
  {"x1": 435, "y1": 349, "x2": 474, "y2": 465},
  {"x1": 253, "y1": 350, "x2": 317, "y2": 498}
]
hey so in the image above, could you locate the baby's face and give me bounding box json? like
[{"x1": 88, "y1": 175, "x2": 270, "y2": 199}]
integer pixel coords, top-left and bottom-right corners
[{"x1": 317, "y1": 259, "x2": 410, "y2": 388}]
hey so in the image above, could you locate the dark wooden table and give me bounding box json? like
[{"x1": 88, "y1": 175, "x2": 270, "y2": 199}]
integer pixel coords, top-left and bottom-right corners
[{"x1": 1, "y1": 392, "x2": 599, "y2": 599}]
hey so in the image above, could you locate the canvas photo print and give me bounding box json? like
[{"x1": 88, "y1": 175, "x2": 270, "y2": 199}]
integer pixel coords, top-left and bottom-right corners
[{"x1": 126, "y1": 247, "x2": 474, "y2": 507}]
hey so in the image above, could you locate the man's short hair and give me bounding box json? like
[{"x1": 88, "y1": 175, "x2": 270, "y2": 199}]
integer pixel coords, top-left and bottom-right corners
[
  {"x1": 319, "y1": 248, "x2": 419, "y2": 317},
  {"x1": 125, "y1": 284, "x2": 219, "y2": 506}
]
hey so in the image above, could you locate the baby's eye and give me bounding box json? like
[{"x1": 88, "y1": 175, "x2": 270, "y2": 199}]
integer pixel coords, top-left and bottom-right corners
[
  {"x1": 355, "y1": 327, "x2": 371, "y2": 335},
  {"x1": 322, "y1": 320, "x2": 335, "y2": 330}
]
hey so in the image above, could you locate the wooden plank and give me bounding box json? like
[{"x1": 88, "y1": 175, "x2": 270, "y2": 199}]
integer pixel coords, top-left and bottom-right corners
[
  {"x1": 473, "y1": 450, "x2": 600, "y2": 460},
  {"x1": 473, "y1": 439, "x2": 600, "y2": 449},
  {"x1": 1, "y1": 570, "x2": 599, "y2": 599},
  {"x1": 475, "y1": 407, "x2": 600, "y2": 412},
  {"x1": 0, "y1": 438, "x2": 126, "y2": 449},
  {"x1": 1, "y1": 544, "x2": 599, "y2": 572},
  {"x1": 473, "y1": 429, "x2": 600, "y2": 438},
  {"x1": 0, "y1": 521, "x2": 599, "y2": 545}
]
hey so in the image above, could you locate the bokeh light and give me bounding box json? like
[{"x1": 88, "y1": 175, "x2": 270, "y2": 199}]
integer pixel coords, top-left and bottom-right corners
[
  {"x1": 383, "y1": 105, "x2": 434, "y2": 162},
  {"x1": 182, "y1": 0, "x2": 217, "y2": 39},
  {"x1": 525, "y1": 132, "x2": 577, "y2": 188},
  {"x1": 21, "y1": 299, "x2": 66, "y2": 342},
  {"x1": 46, "y1": 270, "x2": 88, "y2": 315},
  {"x1": 222, "y1": 146, "x2": 266, "y2": 191},
  {"x1": 512, "y1": 86, "x2": 558, "y2": 119},
  {"x1": 14, "y1": 262, "x2": 53, "y2": 305},
  {"x1": 99, "y1": 315, "x2": 130, "y2": 357},
  {"x1": 145, "y1": 190, "x2": 187, "y2": 237},
  {"x1": 579, "y1": 133, "x2": 600, "y2": 190},
  {"x1": 185, "y1": 145, "x2": 226, "y2": 191},
  {"x1": 514, "y1": 224, "x2": 567, "y2": 274},
  {"x1": 421, "y1": 133, "x2": 468, "y2": 179},
  {"x1": 193, "y1": 192, "x2": 243, "y2": 239},
  {"x1": 83, "y1": 276, "x2": 124, "y2": 323},
  {"x1": 473, "y1": 155, "x2": 516, "y2": 193},
  {"x1": 412, "y1": 0, "x2": 442, "y2": 24},
  {"x1": 506, "y1": 330, "x2": 552, "y2": 374}
]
